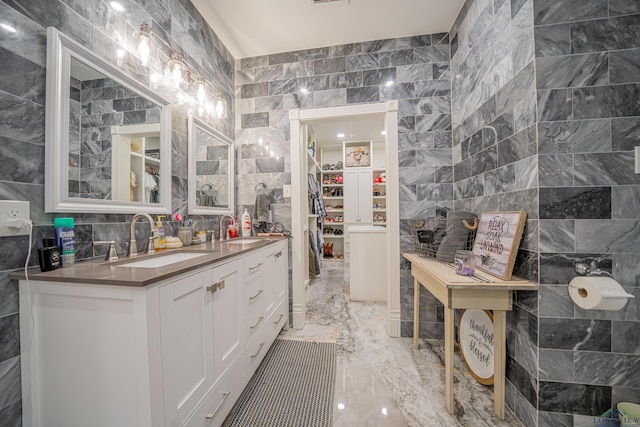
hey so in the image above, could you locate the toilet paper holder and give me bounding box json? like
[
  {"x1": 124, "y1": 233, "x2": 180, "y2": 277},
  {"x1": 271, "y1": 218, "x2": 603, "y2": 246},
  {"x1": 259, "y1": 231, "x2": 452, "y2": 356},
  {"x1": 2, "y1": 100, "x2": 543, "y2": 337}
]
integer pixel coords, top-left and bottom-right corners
[{"x1": 573, "y1": 261, "x2": 612, "y2": 278}]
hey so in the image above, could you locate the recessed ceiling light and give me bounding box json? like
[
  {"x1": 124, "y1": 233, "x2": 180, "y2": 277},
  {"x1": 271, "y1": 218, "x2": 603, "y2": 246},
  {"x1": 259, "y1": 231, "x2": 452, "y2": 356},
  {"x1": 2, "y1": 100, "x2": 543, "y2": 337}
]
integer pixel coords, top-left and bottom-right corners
[
  {"x1": 384, "y1": 80, "x2": 394, "y2": 87},
  {"x1": 380, "y1": 131, "x2": 386, "y2": 135},
  {"x1": 0, "y1": 23, "x2": 17, "y2": 33},
  {"x1": 337, "y1": 133, "x2": 345, "y2": 138},
  {"x1": 110, "y1": 1, "x2": 125, "y2": 12},
  {"x1": 300, "y1": 87, "x2": 308, "y2": 93}
]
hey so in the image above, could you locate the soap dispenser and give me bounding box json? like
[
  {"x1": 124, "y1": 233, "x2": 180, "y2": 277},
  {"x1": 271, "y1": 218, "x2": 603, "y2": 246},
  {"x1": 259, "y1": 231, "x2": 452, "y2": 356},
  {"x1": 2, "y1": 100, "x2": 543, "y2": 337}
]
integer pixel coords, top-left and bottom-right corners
[{"x1": 155, "y1": 215, "x2": 166, "y2": 251}]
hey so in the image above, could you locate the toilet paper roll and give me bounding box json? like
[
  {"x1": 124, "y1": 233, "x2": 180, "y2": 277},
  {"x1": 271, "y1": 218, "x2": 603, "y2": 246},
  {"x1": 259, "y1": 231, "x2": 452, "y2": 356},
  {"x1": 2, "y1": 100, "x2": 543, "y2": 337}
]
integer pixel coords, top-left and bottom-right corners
[{"x1": 569, "y1": 276, "x2": 634, "y2": 311}]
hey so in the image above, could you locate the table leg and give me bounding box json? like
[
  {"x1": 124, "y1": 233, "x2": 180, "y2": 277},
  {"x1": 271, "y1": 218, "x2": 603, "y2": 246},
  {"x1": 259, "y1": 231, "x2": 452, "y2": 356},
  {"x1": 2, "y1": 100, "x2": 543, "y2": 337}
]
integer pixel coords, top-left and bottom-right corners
[
  {"x1": 444, "y1": 305, "x2": 454, "y2": 414},
  {"x1": 493, "y1": 310, "x2": 506, "y2": 419},
  {"x1": 413, "y1": 278, "x2": 420, "y2": 349}
]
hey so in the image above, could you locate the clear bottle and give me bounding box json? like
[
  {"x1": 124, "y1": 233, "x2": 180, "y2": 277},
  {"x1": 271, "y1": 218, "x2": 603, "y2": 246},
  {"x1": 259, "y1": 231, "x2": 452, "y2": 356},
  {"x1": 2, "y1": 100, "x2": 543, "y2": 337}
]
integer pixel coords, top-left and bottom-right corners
[
  {"x1": 155, "y1": 215, "x2": 166, "y2": 251},
  {"x1": 241, "y1": 208, "x2": 251, "y2": 237},
  {"x1": 54, "y1": 217, "x2": 75, "y2": 267}
]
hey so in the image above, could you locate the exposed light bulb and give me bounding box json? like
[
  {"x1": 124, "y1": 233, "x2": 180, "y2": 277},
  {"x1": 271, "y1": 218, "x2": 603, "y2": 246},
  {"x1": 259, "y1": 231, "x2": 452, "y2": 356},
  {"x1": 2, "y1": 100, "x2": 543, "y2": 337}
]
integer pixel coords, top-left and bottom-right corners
[
  {"x1": 168, "y1": 53, "x2": 184, "y2": 87},
  {"x1": 258, "y1": 138, "x2": 263, "y2": 146},
  {"x1": 197, "y1": 79, "x2": 206, "y2": 103},
  {"x1": 197, "y1": 105, "x2": 205, "y2": 116},
  {"x1": 116, "y1": 49, "x2": 125, "y2": 66},
  {"x1": 137, "y1": 35, "x2": 150, "y2": 66},
  {"x1": 0, "y1": 23, "x2": 17, "y2": 33},
  {"x1": 215, "y1": 94, "x2": 227, "y2": 119}
]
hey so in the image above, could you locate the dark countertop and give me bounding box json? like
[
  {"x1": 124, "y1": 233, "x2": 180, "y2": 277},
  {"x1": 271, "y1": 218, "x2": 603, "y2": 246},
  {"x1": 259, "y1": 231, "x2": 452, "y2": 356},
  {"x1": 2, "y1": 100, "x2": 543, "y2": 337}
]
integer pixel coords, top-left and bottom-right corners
[{"x1": 12, "y1": 237, "x2": 286, "y2": 287}]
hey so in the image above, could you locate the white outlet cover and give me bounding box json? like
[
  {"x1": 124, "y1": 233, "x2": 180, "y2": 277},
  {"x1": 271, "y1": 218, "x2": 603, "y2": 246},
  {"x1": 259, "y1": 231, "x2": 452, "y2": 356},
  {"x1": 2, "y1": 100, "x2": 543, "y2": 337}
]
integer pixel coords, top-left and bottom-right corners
[{"x1": 0, "y1": 200, "x2": 31, "y2": 237}]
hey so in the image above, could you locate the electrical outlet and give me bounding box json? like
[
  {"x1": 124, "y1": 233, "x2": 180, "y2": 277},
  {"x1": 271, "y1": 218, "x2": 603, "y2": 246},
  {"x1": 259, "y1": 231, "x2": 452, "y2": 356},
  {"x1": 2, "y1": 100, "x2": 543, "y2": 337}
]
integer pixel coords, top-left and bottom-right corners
[{"x1": 0, "y1": 200, "x2": 31, "y2": 237}]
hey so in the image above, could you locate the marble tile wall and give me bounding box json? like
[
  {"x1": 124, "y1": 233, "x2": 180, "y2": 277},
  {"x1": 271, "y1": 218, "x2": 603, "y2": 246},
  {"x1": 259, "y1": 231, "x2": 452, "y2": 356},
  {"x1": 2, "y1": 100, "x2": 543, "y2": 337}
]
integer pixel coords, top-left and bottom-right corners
[
  {"x1": 534, "y1": 0, "x2": 640, "y2": 424},
  {"x1": 236, "y1": 34, "x2": 454, "y2": 341},
  {"x1": 0, "y1": 0, "x2": 235, "y2": 423},
  {"x1": 450, "y1": 0, "x2": 539, "y2": 424}
]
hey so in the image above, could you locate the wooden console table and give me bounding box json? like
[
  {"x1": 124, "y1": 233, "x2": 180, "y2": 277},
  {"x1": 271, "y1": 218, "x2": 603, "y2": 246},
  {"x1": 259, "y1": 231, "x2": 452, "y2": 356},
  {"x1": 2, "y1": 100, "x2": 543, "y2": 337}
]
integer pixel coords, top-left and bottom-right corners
[{"x1": 403, "y1": 253, "x2": 538, "y2": 419}]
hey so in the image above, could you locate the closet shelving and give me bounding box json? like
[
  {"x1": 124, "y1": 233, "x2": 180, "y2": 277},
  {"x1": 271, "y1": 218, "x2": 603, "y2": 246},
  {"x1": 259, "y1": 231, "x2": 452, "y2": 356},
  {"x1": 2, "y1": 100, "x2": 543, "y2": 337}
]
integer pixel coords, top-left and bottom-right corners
[
  {"x1": 372, "y1": 168, "x2": 387, "y2": 226},
  {"x1": 320, "y1": 145, "x2": 345, "y2": 260}
]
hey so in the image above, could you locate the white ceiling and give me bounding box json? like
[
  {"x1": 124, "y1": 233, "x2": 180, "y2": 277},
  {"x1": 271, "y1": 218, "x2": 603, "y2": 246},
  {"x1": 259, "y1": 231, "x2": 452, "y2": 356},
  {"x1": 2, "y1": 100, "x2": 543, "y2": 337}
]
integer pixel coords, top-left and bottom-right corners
[
  {"x1": 309, "y1": 115, "x2": 386, "y2": 147},
  {"x1": 192, "y1": 0, "x2": 465, "y2": 59}
]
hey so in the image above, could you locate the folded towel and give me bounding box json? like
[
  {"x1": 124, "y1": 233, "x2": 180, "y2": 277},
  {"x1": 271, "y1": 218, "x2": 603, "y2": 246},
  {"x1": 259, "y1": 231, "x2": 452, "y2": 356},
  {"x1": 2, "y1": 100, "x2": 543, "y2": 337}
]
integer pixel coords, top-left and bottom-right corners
[
  {"x1": 199, "y1": 194, "x2": 216, "y2": 207},
  {"x1": 253, "y1": 193, "x2": 271, "y2": 223}
]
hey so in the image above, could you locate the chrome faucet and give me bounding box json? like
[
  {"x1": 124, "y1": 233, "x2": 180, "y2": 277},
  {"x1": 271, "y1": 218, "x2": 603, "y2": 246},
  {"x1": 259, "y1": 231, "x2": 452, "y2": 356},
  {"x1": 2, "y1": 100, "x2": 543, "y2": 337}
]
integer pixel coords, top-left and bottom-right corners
[
  {"x1": 128, "y1": 213, "x2": 157, "y2": 257},
  {"x1": 219, "y1": 214, "x2": 236, "y2": 241}
]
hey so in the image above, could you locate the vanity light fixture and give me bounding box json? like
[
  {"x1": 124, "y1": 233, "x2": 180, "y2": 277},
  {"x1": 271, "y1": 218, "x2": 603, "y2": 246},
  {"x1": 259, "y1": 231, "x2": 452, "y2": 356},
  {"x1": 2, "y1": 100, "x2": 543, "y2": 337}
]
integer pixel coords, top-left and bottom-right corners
[
  {"x1": 0, "y1": 23, "x2": 16, "y2": 33},
  {"x1": 131, "y1": 21, "x2": 227, "y2": 119}
]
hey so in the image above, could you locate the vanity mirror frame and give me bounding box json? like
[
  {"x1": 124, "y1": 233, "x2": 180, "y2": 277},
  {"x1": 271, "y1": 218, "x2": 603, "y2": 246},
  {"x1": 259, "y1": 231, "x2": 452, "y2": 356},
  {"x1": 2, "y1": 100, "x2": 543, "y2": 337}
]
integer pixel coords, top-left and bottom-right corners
[
  {"x1": 187, "y1": 116, "x2": 235, "y2": 215},
  {"x1": 45, "y1": 27, "x2": 172, "y2": 214}
]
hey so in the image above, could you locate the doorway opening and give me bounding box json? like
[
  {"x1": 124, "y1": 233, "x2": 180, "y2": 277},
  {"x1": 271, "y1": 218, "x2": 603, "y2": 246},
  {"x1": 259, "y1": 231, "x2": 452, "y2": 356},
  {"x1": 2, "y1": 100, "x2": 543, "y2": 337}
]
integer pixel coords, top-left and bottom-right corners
[{"x1": 290, "y1": 102, "x2": 401, "y2": 337}]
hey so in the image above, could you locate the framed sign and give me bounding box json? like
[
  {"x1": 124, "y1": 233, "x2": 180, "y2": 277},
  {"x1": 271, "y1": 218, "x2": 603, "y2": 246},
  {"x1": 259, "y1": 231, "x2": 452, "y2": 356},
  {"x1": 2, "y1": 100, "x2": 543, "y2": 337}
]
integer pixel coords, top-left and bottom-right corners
[
  {"x1": 471, "y1": 211, "x2": 527, "y2": 280},
  {"x1": 344, "y1": 145, "x2": 370, "y2": 167},
  {"x1": 458, "y1": 309, "x2": 494, "y2": 385}
]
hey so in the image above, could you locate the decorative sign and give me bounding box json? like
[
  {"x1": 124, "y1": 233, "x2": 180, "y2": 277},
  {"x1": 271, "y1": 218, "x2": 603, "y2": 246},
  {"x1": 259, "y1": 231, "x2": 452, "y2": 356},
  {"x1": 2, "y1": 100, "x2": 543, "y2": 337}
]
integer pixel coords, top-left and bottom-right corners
[
  {"x1": 471, "y1": 211, "x2": 527, "y2": 280},
  {"x1": 344, "y1": 145, "x2": 370, "y2": 167},
  {"x1": 458, "y1": 309, "x2": 494, "y2": 385}
]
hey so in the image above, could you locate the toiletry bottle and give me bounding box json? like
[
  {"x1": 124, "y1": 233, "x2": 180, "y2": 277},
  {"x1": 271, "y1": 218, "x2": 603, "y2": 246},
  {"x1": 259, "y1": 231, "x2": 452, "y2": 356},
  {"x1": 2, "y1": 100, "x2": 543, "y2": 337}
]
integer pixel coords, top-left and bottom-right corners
[
  {"x1": 155, "y1": 215, "x2": 166, "y2": 251},
  {"x1": 241, "y1": 208, "x2": 251, "y2": 237},
  {"x1": 54, "y1": 217, "x2": 75, "y2": 267}
]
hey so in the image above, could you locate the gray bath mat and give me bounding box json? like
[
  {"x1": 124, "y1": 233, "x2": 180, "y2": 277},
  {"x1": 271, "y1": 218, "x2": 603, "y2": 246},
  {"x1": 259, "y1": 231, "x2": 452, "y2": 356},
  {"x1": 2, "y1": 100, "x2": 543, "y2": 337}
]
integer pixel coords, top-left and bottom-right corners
[{"x1": 223, "y1": 339, "x2": 336, "y2": 427}]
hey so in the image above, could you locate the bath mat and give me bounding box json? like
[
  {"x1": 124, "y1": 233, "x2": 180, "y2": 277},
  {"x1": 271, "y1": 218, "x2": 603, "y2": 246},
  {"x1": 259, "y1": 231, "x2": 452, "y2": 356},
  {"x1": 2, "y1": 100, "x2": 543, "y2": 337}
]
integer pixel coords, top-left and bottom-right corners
[{"x1": 223, "y1": 339, "x2": 336, "y2": 427}]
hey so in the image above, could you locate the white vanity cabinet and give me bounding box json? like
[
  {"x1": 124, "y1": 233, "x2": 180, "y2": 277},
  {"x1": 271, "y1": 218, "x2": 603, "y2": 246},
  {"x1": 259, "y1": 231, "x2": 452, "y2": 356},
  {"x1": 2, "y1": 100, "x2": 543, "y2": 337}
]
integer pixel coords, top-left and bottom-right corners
[
  {"x1": 19, "y1": 240, "x2": 289, "y2": 427},
  {"x1": 159, "y1": 258, "x2": 244, "y2": 426}
]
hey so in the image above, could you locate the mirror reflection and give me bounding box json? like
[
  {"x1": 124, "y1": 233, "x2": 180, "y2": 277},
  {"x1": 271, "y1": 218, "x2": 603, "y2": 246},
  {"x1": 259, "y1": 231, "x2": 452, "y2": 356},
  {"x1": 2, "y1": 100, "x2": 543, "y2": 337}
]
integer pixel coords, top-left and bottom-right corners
[
  {"x1": 68, "y1": 57, "x2": 162, "y2": 202},
  {"x1": 188, "y1": 116, "x2": 235, "y2": 215},
  {"x1": 45, "y1": 27, "x2": 171, "y2": 214}
]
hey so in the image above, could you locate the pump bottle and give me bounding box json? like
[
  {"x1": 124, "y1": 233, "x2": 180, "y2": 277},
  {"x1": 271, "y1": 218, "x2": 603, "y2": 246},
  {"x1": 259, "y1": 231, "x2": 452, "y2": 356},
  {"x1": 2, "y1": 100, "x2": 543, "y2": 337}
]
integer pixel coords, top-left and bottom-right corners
[
  {"x1": 241, "y1": 208, "x2": 252, "y2": 237},
  {"x1": 155, "y1": 215, "x2": 166, "y2": 250}
]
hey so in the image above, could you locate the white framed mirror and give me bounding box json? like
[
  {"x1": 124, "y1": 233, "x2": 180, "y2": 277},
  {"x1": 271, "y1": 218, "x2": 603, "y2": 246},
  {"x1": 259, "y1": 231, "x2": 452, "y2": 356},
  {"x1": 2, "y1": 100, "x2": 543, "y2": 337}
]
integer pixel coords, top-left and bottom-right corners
[
  {"x1": 45, "y1": 27, "x2": 172, "y2": 214},
  {"x1": 188, "y1": 116, "x2": 235, "y2": 215}
]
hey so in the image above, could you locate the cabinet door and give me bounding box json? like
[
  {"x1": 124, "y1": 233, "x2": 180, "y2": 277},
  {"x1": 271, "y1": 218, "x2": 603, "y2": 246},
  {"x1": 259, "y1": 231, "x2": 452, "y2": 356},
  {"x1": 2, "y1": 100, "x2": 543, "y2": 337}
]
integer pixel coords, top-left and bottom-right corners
[
  {"x1": 274, "y1": 240, "x2": 288, "y2": 304},
  {"x1": 209, "y1": 258, "x2": 245, "y2": 378},
  {"x1": 344, "y1": 169, "x2": 373, "y2": 223},
  {"x1": 357, "y1": 169, "x2": 373, "y2": 223},
  {"x1": 159, "y1": 270, "x2": 212, "y2": 425}
]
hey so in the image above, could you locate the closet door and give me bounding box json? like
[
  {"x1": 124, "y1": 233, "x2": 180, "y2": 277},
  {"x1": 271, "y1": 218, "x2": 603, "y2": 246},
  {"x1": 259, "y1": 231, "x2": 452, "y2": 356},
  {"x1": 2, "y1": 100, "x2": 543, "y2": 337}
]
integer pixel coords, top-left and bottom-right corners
[{"x1": 344, "y1": 169, "x2": 372, "y2": 223}]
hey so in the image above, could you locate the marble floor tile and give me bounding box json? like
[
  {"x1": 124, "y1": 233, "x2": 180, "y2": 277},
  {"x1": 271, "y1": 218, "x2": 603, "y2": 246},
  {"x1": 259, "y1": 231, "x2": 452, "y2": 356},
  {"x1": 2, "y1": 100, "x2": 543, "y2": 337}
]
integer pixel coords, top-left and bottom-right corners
[{"x1": 280, "y1": 263, "x2": 523, "y2": 426}]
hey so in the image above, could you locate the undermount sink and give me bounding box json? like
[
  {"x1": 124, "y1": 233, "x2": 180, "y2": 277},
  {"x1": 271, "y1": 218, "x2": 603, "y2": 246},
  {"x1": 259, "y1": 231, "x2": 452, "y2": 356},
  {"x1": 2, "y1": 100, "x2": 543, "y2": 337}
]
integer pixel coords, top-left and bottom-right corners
[
  {"x1": 116, "y1": 252, "x2": 210, "y2": 268},
  {"x1": 223, "y1": 238, "x2": 262, "y2": 244}
]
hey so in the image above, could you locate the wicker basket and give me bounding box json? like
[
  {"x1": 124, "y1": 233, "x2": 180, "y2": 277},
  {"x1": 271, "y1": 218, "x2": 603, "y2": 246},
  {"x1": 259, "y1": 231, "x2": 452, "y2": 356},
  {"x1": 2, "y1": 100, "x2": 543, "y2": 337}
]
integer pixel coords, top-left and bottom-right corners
[{"x1": 412, "y1": 216, "x2": 477, "y2": 260}]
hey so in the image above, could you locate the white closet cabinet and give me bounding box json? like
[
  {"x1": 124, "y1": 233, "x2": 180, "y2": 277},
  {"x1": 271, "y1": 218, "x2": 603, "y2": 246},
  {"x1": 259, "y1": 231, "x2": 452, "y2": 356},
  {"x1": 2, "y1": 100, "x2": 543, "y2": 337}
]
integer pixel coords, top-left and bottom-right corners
[{"x1": 343, "y1": 169, "x2": 373, "y2": 224}]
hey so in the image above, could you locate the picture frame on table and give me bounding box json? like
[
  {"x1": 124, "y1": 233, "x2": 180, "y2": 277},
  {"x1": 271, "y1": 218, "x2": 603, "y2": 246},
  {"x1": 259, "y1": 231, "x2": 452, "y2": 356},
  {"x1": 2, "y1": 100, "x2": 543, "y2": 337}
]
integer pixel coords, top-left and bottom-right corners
[{"x1": 471, "y1": 211, "x2": 527, "y2": 280}]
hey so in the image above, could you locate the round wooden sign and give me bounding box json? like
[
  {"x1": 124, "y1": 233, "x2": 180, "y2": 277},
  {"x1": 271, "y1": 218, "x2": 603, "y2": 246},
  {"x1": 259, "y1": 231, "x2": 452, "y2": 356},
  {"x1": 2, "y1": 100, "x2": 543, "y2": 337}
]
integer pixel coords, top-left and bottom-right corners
[{"x1": 458, "y1": 309, "x2": 494, "y2": 385}]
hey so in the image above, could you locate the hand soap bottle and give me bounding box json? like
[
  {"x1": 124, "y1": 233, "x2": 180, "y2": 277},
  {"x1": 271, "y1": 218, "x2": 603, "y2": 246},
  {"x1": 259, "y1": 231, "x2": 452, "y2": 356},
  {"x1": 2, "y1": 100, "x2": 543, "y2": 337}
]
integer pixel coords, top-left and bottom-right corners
[
  {"x1": 155, "y1": 215, "x2": 166, "y2": 251},
  {"x1": 241, "y1": 208, "x2": 252, "y2": 237}
]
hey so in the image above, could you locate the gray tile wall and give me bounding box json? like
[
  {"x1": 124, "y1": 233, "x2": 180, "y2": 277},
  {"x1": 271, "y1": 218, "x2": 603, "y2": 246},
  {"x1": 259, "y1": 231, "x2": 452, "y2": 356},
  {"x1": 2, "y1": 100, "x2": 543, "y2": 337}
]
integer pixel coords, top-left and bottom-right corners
[
  {"x1": 534, "y1": 0, "x2": 640, "y2": 424},
  {"x1": 236, "y1": 33, "x2": 453, "y2": 341},
  {"x1": 450, "y1": 0, "x2": 539, "y2": 424},
  {"x1": 0, "y1": 0, "x2": 235, "y2": 423}
]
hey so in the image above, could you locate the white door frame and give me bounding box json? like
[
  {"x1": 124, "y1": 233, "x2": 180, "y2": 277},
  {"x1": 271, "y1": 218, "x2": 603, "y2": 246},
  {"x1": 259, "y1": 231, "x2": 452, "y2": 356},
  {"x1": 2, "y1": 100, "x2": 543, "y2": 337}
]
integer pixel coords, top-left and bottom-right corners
[{"x1": 289, "y1": 101, "x2": 401, "y2": 337}]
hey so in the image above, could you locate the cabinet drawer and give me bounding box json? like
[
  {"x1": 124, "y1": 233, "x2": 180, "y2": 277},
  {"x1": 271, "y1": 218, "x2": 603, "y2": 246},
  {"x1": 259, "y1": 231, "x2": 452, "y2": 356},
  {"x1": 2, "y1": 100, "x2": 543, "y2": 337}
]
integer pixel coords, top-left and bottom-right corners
[
  {"x1": 246, "y1": 328, "x2": 267, "y2": 378},
  {"x1": 245, "y1": 276, "x2": 266, "y2": 312},
  {"x1": 245, "y1": 303, "x2": 266, "y2": 341},
  {"x1": 265, "y1": 300, "x2": 287, "y2": 344},
  {"x1": 183, "y1": 352, "x2": 246, "y2": 427},
  {"x1": 244, "y1": 250, "x2": 265, "y2": 283}
]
